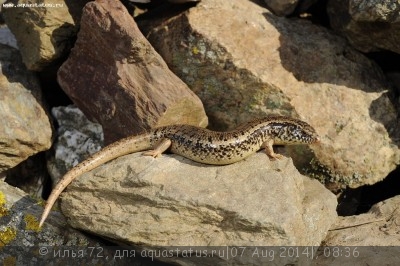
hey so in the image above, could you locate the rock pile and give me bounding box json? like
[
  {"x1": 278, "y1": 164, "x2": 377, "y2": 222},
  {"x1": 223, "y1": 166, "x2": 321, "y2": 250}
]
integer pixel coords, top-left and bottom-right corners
[{"x1": 1, "y1": 0, "x2": 400, "y2": 264}]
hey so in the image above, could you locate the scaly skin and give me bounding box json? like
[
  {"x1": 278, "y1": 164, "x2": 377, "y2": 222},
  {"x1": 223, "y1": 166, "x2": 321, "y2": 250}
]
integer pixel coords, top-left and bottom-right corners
[{"x1": 39, "y1": 116, "x2": 320, "y2": 227}]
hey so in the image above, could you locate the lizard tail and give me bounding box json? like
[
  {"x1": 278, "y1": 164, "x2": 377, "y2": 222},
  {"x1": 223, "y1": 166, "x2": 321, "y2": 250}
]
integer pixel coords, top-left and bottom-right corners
[{"x1": 39, "y1": 133, "x2": 153, "y2": 228}]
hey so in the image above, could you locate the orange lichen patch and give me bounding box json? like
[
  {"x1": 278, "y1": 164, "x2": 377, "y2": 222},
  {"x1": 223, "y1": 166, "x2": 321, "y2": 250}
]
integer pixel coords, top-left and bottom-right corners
[
  {"x1": 24, "y1": 214, "x2": 41, "y2": 232},
  {"x1": 0, "y1": 192, "x2": 9, "y2": 217},
  {"x1": 0, "y1": 227, "x2": 17, "y2": 247}
]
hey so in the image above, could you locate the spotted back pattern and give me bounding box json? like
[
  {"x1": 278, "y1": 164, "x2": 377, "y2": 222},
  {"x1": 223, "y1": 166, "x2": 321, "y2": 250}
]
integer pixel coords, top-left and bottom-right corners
[{"x1": 148, "y1": 116, "x2": 319, "y2": 165}]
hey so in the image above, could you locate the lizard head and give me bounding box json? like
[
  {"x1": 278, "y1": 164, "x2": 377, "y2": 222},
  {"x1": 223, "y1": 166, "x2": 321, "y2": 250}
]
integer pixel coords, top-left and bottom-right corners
[{"x1": 271, "y1": 117, "x2": 320, "y2": 145}]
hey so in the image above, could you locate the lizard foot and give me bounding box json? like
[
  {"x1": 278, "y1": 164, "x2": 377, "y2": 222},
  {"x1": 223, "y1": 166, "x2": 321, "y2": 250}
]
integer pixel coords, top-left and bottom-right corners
[
  {"x1": 142, "y1": 138, "x2": 172, "y2": 158},
  {"x1": 142, "y1": 150, "x2": 162, "y2": 158},
  {"x1": 267, "y1": 153, "x2": 284, "y2": 161}
]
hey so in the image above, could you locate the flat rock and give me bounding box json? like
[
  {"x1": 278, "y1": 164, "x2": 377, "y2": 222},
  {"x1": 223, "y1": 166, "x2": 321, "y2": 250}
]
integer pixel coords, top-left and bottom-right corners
[
  {"x1": 58, "y1": 0, "x2": 208, "y2": 144},
  {"x1": 60, "y1": 152, "x2": 337, "y2": 261},
  {"x1": 0, "y1": 44, "x2": 52, "y2": 172},
  {"x1": 2, "y1": 0, "x2": 90, "y2": 70},
  {"x1": 328, "y1": 0, "x2": 400, "y2": 54},
  {"x1": 139, "y1": 0, "x2": 400, "y2": 188},
  {"x1": 314, "y1": 195, "x2": 400, "y2": 265}
]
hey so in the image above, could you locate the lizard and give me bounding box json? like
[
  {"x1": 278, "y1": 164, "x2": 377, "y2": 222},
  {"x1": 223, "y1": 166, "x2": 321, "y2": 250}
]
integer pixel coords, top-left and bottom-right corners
[{"x1": 38, "y1": 115, "x2": 320, "y2": 227}]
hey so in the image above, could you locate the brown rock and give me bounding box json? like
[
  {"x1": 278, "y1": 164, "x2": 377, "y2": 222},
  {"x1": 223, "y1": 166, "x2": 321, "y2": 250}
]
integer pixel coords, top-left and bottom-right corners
[
  {"x1": 2, "y1": 0, "x2": 90, "y2": 71},
  {"x1": 139, "y1": 0, "x2": 400, "y2": 187},
  {"x1": 328, "y1": 0, "x2": 400, "y2": 54},
  {"x1": 58, "y1": 0, "x2": 207, "y2": 144},
  {"x1": 0, "y1": 44, "x2": 52, "y2": 172},
  {"x1": 61, "y1": 152, "x2": 337, "y2": 264}
]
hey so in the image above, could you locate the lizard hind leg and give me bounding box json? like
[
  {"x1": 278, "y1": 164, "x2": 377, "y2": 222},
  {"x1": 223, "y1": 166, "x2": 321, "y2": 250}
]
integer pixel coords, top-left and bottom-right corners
[{"x1": 142, "y1": 138, "x2": 172, "y2": 158}]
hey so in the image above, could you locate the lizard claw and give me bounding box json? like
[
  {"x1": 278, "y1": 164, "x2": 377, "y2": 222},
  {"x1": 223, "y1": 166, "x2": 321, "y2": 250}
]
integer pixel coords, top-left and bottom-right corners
[
  {"x1": 268, "y1": 153, "x2": 284, "y2": 161},
  {"x1": 142, "y1": 150, "x2": 162, "y2": 158}
]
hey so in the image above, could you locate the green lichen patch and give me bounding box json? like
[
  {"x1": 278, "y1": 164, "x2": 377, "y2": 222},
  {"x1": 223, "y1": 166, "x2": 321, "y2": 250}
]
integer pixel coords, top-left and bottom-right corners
[
  {"x1": 24, "y1": 214, "x2": 41, "y2": 232},
  {"x1": 0, "y1": 227, "x2": 17, "y2": 247},
  {"x1": 0, "y1": 191, "x2": 9, "y2": 217}
]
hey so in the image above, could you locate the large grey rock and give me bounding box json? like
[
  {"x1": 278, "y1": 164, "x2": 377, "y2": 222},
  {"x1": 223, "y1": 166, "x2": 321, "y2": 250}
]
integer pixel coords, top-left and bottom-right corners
[
  {"x1": 0, "y1": 44, "x2": 52, "y2": 172},
  {"x1": 139, "y1": 0, "x2": 400, "y2": 188},
  {"x1": 57, "y1": 0, "x2": 208, "y2": 144},
  {"x1": 328, "y1": 0, "x2": 400, "y2": 54},
  {"x1": 60, "y1": 152, "x2": 337, "y2": 264},
  {"x1": 0, "y1": 181, "x2": 143, "y2": 265}
]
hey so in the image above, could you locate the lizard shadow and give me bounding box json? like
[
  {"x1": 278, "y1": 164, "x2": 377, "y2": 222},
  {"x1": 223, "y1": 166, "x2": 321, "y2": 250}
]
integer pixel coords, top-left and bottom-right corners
[
  {"x1": 159, "y1": 153, "x2": 223, "y2": 169},
  {"x1": 161, "y1": 150, "x2": 276, "y2": 169}
]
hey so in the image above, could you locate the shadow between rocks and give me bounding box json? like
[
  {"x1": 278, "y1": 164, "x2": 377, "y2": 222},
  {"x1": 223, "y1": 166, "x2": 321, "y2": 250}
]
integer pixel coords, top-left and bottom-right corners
[
  {"x1": 262, "y1": 12, "x2": 400, "y2": 147},
  {"x1": 0, "y1": 43, "x2": 40, "y2": 94},
  {"x1": 262, "y1": 12, "x2": 389, "y2": 91},
  {"x1": 337, "y1": 167, "x2": 400, "y2": 216}
]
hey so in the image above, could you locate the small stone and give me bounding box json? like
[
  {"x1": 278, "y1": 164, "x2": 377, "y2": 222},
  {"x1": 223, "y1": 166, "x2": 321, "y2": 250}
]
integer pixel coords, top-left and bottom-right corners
[
  {"x1": 0, "y1": 25, "x2": 17, "y2": 49},
  {"x1": 263, "y1": 0, "x2": 299, "y2": 16}
]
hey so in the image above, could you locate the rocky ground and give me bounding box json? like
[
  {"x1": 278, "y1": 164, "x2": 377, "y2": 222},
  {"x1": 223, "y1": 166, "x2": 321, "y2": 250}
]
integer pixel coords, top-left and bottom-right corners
[{"x1": 1, "y1": 0, "x2": 400, "y2": 265}]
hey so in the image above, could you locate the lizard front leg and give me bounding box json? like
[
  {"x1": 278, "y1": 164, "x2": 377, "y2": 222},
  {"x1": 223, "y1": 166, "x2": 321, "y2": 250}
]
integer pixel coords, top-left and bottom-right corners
[
  {"x1": 262, "y1": 139, "x2": 284, "y2": 160},
  {"x1": 142, "y1": 138, "x2": 172, "y2": 158}
]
